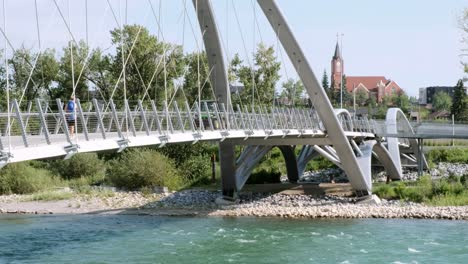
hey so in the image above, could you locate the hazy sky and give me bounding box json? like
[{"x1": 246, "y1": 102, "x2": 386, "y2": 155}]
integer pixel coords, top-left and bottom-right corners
[{"x1": 1, "y1": 0, "x2": 467, "y2": 97}]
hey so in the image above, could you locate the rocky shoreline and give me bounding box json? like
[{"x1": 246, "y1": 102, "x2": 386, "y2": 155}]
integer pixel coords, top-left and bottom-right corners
[
  {"x1": 2, "y1": 189, "x2": 466, "y2": 220},
  {"x1": 143, "y1": 190, "x2": 468, "y2": 220},
  {"x1": 1, "y1": 162, "x2": 467, "y2": 220}
]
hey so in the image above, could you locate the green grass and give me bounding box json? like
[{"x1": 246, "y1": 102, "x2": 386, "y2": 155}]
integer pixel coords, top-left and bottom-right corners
[
  {"x1": 373, "y1": 175, "x2": 468, "y2": 206},
  {"x1": 22, "y1": 190, "x2": 74, "y2": 202},
  {"x1": 427, "y1": 148, "x2": 468, "y2": 164},
  {"x1": 426, "y1": 192, "x2": 468, "y2": 206}
]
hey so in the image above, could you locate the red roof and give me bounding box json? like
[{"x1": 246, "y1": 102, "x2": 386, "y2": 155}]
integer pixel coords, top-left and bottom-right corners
[{"x1": 345, "y1": 76, "x2": 389, "y2": 92}]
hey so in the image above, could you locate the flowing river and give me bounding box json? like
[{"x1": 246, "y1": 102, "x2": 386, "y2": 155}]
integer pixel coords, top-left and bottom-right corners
[{"x1": 0, "y1": 215, "x2": 467, "y2": 263}]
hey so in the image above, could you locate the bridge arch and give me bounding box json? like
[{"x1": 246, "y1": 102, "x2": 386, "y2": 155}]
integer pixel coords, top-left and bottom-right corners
[
  {"x1": 385, "y1": 108, "x2": 426, "y2": 176},
  {"x1": 234, "y1": 145, "x2": 298, "y2": 191},
  {"x1": 334, "y1": 109, "x2": 354, "y2": 131}
]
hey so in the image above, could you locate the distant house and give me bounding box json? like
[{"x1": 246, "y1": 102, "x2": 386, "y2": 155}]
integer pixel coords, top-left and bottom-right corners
[{"x1": 331, "y1": 42, "x2": 403, "y2": 104}]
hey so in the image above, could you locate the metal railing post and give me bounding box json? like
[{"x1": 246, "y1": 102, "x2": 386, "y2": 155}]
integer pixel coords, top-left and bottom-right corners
[
  {"x1": 76, "y1": 99, "x2": 89, "y2": 141},
  {"x1": 56, "y1": 98, "x2": 71, "y2": 144},
  {"x1": 203, "y1": 101, "x2": 214, "y2": 131},
  {"x1": 109, "y1": 99, "x2": 123, "y2": 138},
  {"x1": 173, "y1": 101, "x2": 185, "y2": 133},
  {"x1": 36, "y1": 99, "x2": 51, "y2": 145},
  {"x1": 138, "y1": 100, "x2": 150, "y2": 136},
  {"x1": 125, "y1": 100, "x2": 137, "y2": 137},
  {"x1": 150, "y1": 100, "x2": 163, "y2": 135},
  {"x1": 12, "y1": 100, "x2": 29, "y2": 147},
  {"x1": 92, "y1": 99, "x2": 107, "y2": 139},
  {"x1": 184, "y1": 101, "x2": 196, "y2": 132}
]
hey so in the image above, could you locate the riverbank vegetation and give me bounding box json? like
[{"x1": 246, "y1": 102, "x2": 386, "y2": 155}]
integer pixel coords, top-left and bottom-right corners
[
  {"x1": 0, "y1": 145, "x2": 467, "y2": 206},
  {"x1": 372, "y1": 148, "x2": 468, "y2": 205},
  {"x1": 0, "y1": 144, "x2": 216, "y2": 196},
  {"x1": 373, "y1": 175, "x2": 468, "y2": 206}
]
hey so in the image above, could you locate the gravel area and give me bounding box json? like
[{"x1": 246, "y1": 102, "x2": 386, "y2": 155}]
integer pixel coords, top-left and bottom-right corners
[
  {"x1": 0, "y1": 191, "x2": 164, "y2": 214},
  {"x1": 138, "y1": 190, "x2": 468, "y2": 220},
  {"x1": 1, "y1": 162, "x2": 467, "y2": 219},
  {"x1": 300, "y1": 162, "x2": 468, "y2": 184}
]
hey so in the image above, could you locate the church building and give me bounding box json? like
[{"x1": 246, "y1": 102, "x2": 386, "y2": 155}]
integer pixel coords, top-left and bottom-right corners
[{"x1": 331, "y1": 42, "x2": 403, "y2": 103}]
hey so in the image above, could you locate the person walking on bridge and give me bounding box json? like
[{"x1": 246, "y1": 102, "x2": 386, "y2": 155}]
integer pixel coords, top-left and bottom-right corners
[{"x1": 65, "y1": 96, "x2": 76, "y2": 138}]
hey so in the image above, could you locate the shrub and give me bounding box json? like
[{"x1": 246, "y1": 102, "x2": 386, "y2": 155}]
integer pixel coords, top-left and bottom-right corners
[
  {"x1": 52, "y1": 153, "x2": 105, "y2": 182},
  {"x1": 427, "y1": 148, "x2": 468, "y2": 164},
  {"x1": 247, "y1": 168, "x2": 281, "y2": 184},
  {"x1": 158, "y1": 143, "x2": 217, "y2": 166},
  {"x1": 107, "y1": 149, "x2": 183, "y2": 190},
  {"x1": 180, "y1": 155, "x2": 212, "y2": 185},
  {"x1": 373, "y1": 184, "x2": 396, "y2": 199},
  {"x1": 305, "y1": 156, "x2": 337, "y2": 171},
  {"x1": 461, "y1": 174, "x2": 468, "y2": 188},
  {"x1": 0, "y1": 162, "x2": 62, "y2": 195}
]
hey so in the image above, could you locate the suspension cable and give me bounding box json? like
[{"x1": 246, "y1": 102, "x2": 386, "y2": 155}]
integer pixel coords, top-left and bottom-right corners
[
  {"x1": 67, "y1": 0, "x2": 78, "y2": 142},
  {"x1": 52, "y1": 0, "x2": 78, "y2": 46},
  {"x1": 119, "y1": 0, "x2": 129, "y2": 137},
  {"x1": 3, "y1": 0, "x2": 10, "y2": 153},
  {"x1": 231, "y1": 0, "x2": 257, "y2": 108}
]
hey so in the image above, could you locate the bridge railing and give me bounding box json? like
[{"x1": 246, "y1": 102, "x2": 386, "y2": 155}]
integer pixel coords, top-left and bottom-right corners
[{"x1": 1, "y1": 99, "x2": 357, "y2": 150}]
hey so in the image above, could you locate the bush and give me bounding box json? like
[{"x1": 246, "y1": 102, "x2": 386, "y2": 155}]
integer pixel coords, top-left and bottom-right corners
[
  {"x1": 158, "y1": 143, "x2": 217, "y2": 166},
  {"x1": 53, "y1": 153, "x2": 106, "y2": 182},
  {"x1": 107, "y1": 149, "x2": 183, "y2": 190},
  {"x1": 247, "y1": 168, "x2": 281, "y2": 184},
  {"x1": 373, "y1": 184, "x2": 397, "y2": 199},
  {"x1": 305, "y1": 156, "x2": 337, "y2": 171},
  {"x1": 0, "y1": 162, "x2": 63, "y2": 195},
  {"x1": 180, "y1": 155, "x2": 212, "y2": 185},
  {"x1": 461, "y1": 174, "x2": 468, "y2": 188},
  {"x1": 427, "y1": 148, "x2": 468, "y2": 164}
]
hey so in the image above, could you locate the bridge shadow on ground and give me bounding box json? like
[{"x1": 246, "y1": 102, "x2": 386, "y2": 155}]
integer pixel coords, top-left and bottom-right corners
[{"x1": 85, "y1": 183, "x2": 354, "y2": 217}]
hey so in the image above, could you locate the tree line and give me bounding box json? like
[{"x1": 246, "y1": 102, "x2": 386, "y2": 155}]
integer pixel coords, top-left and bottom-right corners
[{"x1": 0, "y1": 24, "x2": 308, "y2": 110}]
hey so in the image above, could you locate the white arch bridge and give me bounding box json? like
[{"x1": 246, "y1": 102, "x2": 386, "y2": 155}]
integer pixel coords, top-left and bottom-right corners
[{"x1": 0, "y1": 0, "x2": 425, "y2": 200}]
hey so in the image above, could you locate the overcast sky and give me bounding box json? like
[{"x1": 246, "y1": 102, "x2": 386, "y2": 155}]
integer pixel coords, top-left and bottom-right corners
[{"x1": 1, "y1": 0, "x2": 467, "y2": 97}]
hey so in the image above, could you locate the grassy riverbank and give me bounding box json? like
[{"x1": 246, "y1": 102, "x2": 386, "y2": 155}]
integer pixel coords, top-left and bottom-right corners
[{"x1": 373, "y1": 175, "x2": 468, "y2": 206}]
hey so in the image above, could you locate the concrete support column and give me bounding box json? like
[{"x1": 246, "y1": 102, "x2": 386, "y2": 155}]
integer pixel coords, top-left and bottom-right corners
[
  {"x1": 219, "y1": 142, "x2": 237, "y2": 200},
  {"x1": 417, "y1": 138, "x2": 424, "y2": 177}
]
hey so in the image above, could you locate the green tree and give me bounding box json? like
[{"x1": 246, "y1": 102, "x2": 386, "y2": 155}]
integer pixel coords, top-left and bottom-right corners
[
  {"x1": 354, "y1": 88, "x2": 369, "y2": 107},
  {"x1": 57, "y1": 41, "x2": 90, "y2": 100},
  {"x1": 280, "y1": 78, "x2": 304, "y2": 106},
  {"x1": 433, "y1": 91, "x2": 452, "y2": 112},
  {"x1": 451, "y1": 79, "x2": 467, "y2": 121},
  {"x1": 0, "y1": 52, "x2": 8, "y2": 109},
  {"x1": 87, "y1": 49, "x2": 114, "y2": 101},
  {"x1": 110, "y1": 25, "x2": 184, "y2": 105},
  {"x1": 461, "y1": 8, "x2": 468, "y2": 74},
  {"x1": 183, "y1": 52, "x2": 214, "y2": 105},
  {"x1": 321, "y1": 69, "x2": 332, "y2": 101},
  {"x1": 396, "y1": 93, "x2": 410, "y2": 114},
  {"x1": 332, "y1": 75, "x2": 350, "y2": 107},
  {"x1": 9, "y1": 48, "x2": 59, "y2": 101},
  {"x1": 231, "y1": 43, "x2": 281, "y2": 107}
]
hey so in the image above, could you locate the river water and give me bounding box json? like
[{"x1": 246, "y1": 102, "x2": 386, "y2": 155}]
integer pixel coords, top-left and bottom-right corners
[{"x1": 0, "y1": 215, "x2": 467, "y2": 263}]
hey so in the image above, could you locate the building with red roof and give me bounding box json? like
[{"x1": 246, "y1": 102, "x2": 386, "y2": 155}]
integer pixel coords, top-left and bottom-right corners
[{"x1": 331, "y1": 42, "x2": 403, "y2": 103}]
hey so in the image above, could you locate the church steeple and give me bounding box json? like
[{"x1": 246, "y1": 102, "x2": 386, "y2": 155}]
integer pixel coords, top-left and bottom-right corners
[
  {"x1": 333, "y1": 41, "x2": 341, "y2": 60},
  {"x1": 331, "y1": 40, "x2": 344, "y2": 90}
]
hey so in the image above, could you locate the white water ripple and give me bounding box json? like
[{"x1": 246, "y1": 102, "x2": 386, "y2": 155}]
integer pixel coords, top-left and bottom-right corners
[
  {"x1": 408, "y1": 247, "x2": 421, "y2": 253},
  {"x1": 235, "y1": 239, "x2": 257, "y2": 243}
]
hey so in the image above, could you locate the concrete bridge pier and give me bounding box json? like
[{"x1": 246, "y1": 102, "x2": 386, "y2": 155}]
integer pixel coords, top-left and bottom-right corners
[{"x1": 219, "y1": 142, "x2": 299, "y2": 201}]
